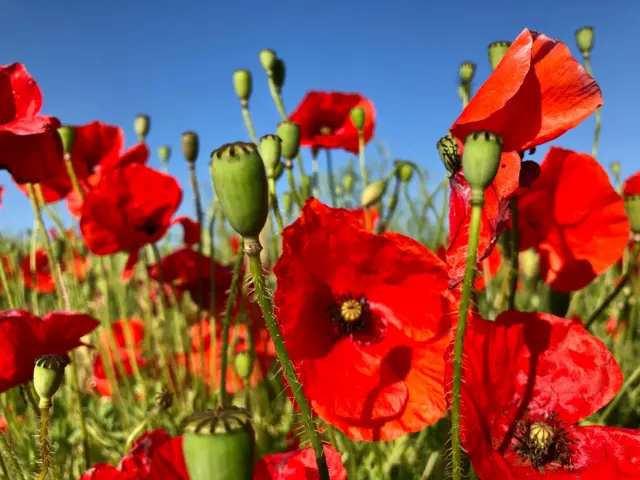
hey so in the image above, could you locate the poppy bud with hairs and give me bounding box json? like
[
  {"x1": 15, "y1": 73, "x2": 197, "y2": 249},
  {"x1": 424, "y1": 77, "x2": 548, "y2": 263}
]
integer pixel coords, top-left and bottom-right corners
[{"x1": 362, "y1": 179, "x2": 387, "y2": 207}]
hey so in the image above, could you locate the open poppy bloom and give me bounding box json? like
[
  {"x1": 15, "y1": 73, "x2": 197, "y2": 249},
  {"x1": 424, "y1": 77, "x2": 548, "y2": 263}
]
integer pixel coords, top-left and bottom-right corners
[
  {"x1": 446, "y1": 311, "x2": 640, "y2": 478},
  {"x1": 274, "y1": 199, "x2": 455, "y2": 441},
  {"x1": 0, "y1": 63, "x2": 64, "y2": 184},
  {"x1": 289, "y1": 91, "x2": 375, "y2": 154},
  {"x1": 0, "y1": 309, "x2": 99, "y2": 393},
  {"x1": 254, "y1": 445, "x2": 346, "y2": 480},
  {"x1": 446, "y1": 28, "x2": 603, "y2": 287},
  {"x1": 518, "y1": 147, "x2": 629, "y2": 291}
]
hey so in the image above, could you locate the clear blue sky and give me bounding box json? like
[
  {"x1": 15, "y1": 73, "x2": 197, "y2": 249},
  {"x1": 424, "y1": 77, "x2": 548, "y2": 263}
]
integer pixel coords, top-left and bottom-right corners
[{"x1": 1, "y1": 0, "x2": 638, "y2": 233}]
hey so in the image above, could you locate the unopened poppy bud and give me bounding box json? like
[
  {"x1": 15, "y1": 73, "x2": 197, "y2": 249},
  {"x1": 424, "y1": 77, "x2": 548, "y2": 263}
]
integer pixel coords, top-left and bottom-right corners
[
  {"x1": 259, "y1": 49, "x2": 277, "y2": 74},
  {"x1": 488, "y1": 41, "x2": 511, "y2": 70},
  {"x1": 625, "y1": 195, "x2": 640, "y2": 234},
  {"x1": 350, "y1": 107, "x2": 365, "y2": 130},
  {"x1": 182, "y1": 131, "x2": 199, "y2": 164},
  {"x1": 610, "y1": 161, "x2": 621, "y2": 177},
  {"x1": 282, "y1": 191, "x2": 293, "y2": 215},
  {"x1": 233, "y1": 69, "x2": 253, "y2": 103},
  {"x1": 362, "y1": 179, "x2": 387, "y2": 207},
  {"x1": 259, "y1": 134, "x2": 282, "y2": 178},
  {"x1": 134, "y1": 114, "x2": 151, "y2": 140},
  {"x1": 396, "y1": 161, "x2": 414, "y2": 183},
  {"x1": 233, "y1": 350, "x2": 253, "y2": 380},
  {"x1": 272, "y1": 59, "x2": 286, "y2": 91},
  {"x1": 34, "y1": 354, "x2": 69, "y2": 408},
  {"x1": 58, "y1": 126, "x2": 76, "y2": 154},
  {"x1": 519, "y1": 248, "x2": 540, "y2": 280},
  {"x1": 300, "y1": 175, "x2": 312, "y2": 199},
  {"x1": 158, "y1": 145, "x2": 171, "y2": 164},
  {"x1": 276, "y1": 121, "x2": 300, "y2": 160},
  {"x1": 459, "y1": 62, "x2": 476, "y2": 85},
  {"x1": 154, "y1": 389, "x2": 173, "y2": 412},
  {"x1": 575, "y1": 26, "x2": 594, "y2": 56},
  {"x1": 210, "y1": 142, "x2": 269, "y2": 240},
  {"x1": 182, "y1": 407, "x2": 254, "y2": 480},
  {"x1": 343, "y1": 172, "x2": 355, "y2": 193},
  {"x1": 461, "y1": 131, "x2": 503, "y2": 199},
  {"x1": 437, "y1": 135, "x2": 461, "y2": 177}
]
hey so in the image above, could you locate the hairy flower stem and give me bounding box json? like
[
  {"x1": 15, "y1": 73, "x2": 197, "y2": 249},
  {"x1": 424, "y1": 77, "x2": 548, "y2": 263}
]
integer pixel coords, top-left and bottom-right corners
[
  {"x1": 208, "y1": 199, "x2": 219, "y2": 402},
  {"x1": 218, "y1": 247, "x2": 245, "y2": 407},
  {"x1": 240, "y1": 101, "x2": 259, "y2": 144},
  {"x1": 451, "y1": 197, "x2": 484, "y2": 480},
  {"x1": 268, "y1": 178, "x2": 285, "y2": 234},
  {"x1": 582, "y1": 56, "x2": 601, "y2": 158},
  {"x1": 358, "y1": 130, "x2": 368, "y2": 188},
  {"x1": 244, "y1": 238, "x2": 330, "y2": 480},
  {"x1": 36, "y1": 403, "x2": 52, "y2": 480},
  {"x1": 325, "y1": 149, "x2": 337, "y2": 207},
  {"x1": 0, "y1": 431, "x2": 24, "y2": 480}
]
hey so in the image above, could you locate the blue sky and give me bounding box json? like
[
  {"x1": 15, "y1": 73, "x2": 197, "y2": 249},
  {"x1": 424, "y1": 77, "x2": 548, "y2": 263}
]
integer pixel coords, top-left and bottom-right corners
[{"x1": 1, "y1": 0, "x2": 638, "y2": 233}]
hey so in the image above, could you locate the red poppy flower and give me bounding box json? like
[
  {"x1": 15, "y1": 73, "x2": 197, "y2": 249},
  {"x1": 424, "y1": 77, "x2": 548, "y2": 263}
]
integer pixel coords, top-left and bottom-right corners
[
  {"x1": 623, "y1": 171, "x2": 640, "y2": 197},
  {"x1": 289, "y1": 91, "x2": 375, "y2": 154},
  {"x1": 254, "y1": 445, "x2": 346, "y2": 480},
  {"x1": 445, "y1": 311, "x2": 640, "y2": 478},
  {"x1": 446, "y1": 29, "x2": 603, "y2": 288},
  {"x1": 0, "y1": 309, "x2": 98, "y2": 393},
  {"x1": 274, "y1": 199, "x2": 455, "y2": 441},
  {"x1": 605, "y1": 316, "x2": 627, "y2": 341},
  {"x1": 0, "y1": 63, "x2": 64, "y2": 184},
  {"x1": 517, "y1": 147, "x2": 629, "y2": 291},
  {"x1": 148, "y1": 436, "x2": 188, "y2": 480}
]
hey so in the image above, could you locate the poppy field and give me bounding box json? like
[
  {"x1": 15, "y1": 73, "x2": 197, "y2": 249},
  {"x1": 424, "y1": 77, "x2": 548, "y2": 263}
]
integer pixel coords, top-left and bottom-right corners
[{"x1": 1, "y1": 23, "x2": 640, "y2": 480}]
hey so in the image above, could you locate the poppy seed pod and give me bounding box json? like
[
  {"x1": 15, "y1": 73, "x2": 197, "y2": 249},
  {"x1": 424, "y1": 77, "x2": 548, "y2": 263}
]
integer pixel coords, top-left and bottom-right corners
[
  {"x1": 625, "y1": 196, "x2": 640, "y2": 235},
  {"x1": 158, "y1": 145, "x2": 171, "y2": 163},
  {"x1": 210, "y1": 142, "x2": 269, "y2": 240},
  {"x1": 134, "y1": 114, "x2": 151, "y2": 140},
  {"x1": 459, "y1": 62, "x2": 476, "y2": 85},
  {"x1": 362, "y1": 179, "x2": 387, "y2": 207},
  {"x1": 437, "y1": 135, "x2": 461, "y2": 177},
  {"x1": 259, "y1": 49, "x2": 277, "y2": 73},
  {"x1": 182, "y1": 131, "x2": 199, "y2": 163},
  {"x1": 182, "y1": 408, "x2": 254, "y2": 480},
  {"x1": 343, "y1": 172, "x2": 355, "y2": 193},
  {"x1": 610, "y1": 161, "x2": 621, "y2": 177},
  {"x1": 488, "y1": 41, "x2": 511, "y2": 70},
  {"x1": 259, "y1": 134, "x2": 282, "y2": 178},
  {"x1": 350, "y1": 107, "x2": 366, "y2": 130},
  {"x1": 462, "y1": 131, "x2": 503, "y2": 198},
  {"x1": 575, "y1": 26, "x2": 594, "y2": 56},
  {"x1": 233, "y1": 350, "x2": 253, "y2": 380},
  {"x1": 57, "y1": 126, "x2": 76, "y2": 154},
  {"x1": 34, "y1": 354, "x2": 69, "y2": 408},
  {"x1": 233, "y1": 69, "x2": 253, "y2": 103},
  {"x1": 276, "y1": 121, "x2": 300, "y2": 160},
  {"x1": 272, "y1": 59, "x2": 286, "y2": 91},
  {"x1": 396, "y1": 161, "x2": 414, "y2": 183}
]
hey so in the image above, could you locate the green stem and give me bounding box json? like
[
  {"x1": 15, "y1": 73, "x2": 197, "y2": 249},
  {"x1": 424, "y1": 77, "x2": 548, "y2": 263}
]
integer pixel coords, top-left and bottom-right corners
[
  {"x1": 434, "y1": 181, "x2": 449, "y2": 248},
  {"x1": 218, "y1": 247, "x2": 245, "y2": 407},
  {"x1": 0, "y1": 432, "x2": 24, "y2": 480},
  {"x1": 286, "y1": 163, "x2": 304, "y2": 209},
  {"x1": 325, "y1": 149, "x2": 337, "y2": 207},
  {"x1": 583, "y1": 56, "x2": 601, "y2": 159},
  {"x1": 208, "y1": 199, "x2": 219, "y2": 400},
  {"x1": 584, "y1": 274, "x2": 630, "y2": 329},
  {"x1": 268, "y1": 178, "x2": 285, "y2": 234},
  {"x1": 311, "y1": 150, "x2": 320, "y2": 198},
  {"x1": 451, "y1": 196, "x2": 484, "y2": 480},
  {"x1": 0, "y1": 255, "x2": 15, "y2": 308},
  {"x1": 598, "y1": 361, "x2": 640, "y2": 424},
  {"x1": 506, "y1": 197, "x2": 520, "y2": 311},
  {"x1": 68, "y1": 357, "x2": 90, "y2": 470},
  {"x1": 244, "y1": 239, "x2": 329, "y2": 480},
  {"x1": 29, "y1": 220, "x2": 39, "y2": 314},
  {"x1": 37, "y1": 404, "x2": 51, "y2": 480},
  {"x1": 240, "y1": 102, "x2": 259, "y2": 144},
  {"x1": 458, "y1": 84, "x2": 470, "y2": 109},
  {"x1": 0, "y1": 448, "x2": 10, "y2": 480},
  {"x1": 123, "y1": 412, "x2": 157, "y2": 453},
  {"x1": 358, "y1": 130, "x2": 368, "y2": 187}
]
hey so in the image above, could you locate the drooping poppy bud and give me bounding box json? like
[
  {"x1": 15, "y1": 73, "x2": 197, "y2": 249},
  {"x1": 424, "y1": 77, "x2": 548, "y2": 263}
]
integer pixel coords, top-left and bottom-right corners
[
  {"x1": 233, "y1": 69, "x2": 253, "y2": 104},
  {"x1": 461, "y1": 131, "x2": 503, "y2": 199},
  {"x1": 134, "y1": 114, "x2": 151, "y2": 141},
  {"x1": 33, "y1": 354, "x2": 69, "y2": 408},
  {"x1": 57, "y1": 126, "x2": 76, "y2": 154},
  {"x1": 182, "y1": 131, "x2": 199, "y2": 164},
  {"x1": 437, "y1": 135, "x2": 461, "y2": 177},
  {"x1": 276, "y1": 121, "x2": 300, "y2": 160},
  {"x1": 259, "y1": 49, "x2": 277, "y2": 74},
  {"x1": 259, "y1": 134, "x2": 282, "y2": 179},
  {"x1": 488, "y1": 41, "x2": 511, "y2": 70},
  {"x1": 396, "y1": 160, "x2": 414, "y2": 183},
  {"x1": 158, "y1": 145, "x2": 171, "y2": 164},
  {"x1": 575, "y1": 26, "x2": 594, "y2": 56},
  {"x1": 362, "y1": 179, "x2": 387, "y2": 207},
  {"x1": 233, "y1": 350, "x2": 253, "y2": 380},
  {"x1": 181, "y1": 408, "x2": 254, "y2": 480},
  {"x1": 210, "y1": 142, "x2": 269, "y2": 240},
  {"x1": 459, "y1": 62, "x2": 476, "y2": 85},
  {"x1": 272, "y1": 59, "x2": 286, "y2": 91},
  {"x1": 350, "y1": 107, "x2": 366, "y2": 130}
]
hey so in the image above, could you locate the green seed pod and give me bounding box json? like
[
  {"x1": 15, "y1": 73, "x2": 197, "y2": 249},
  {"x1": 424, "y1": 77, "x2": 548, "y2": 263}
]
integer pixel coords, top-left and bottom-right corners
[
  {"x1": 272, "y1": 59, "x2": 286, "y2": 91},
  {"x1": 461, "y1": 131, "x2": 503, "y2": 199},
  {"x1": 134, "y1": 114, "x2": 151, "y2": 140},
  {"x1": 343, "y1": 172, "x2": 355, "y2": 194},
  {"x1": 272, "y1": 161, "x2": 284, "y2": 181},
  {"x1": 575, "y1": 26, "x2": 594, "y2": 56},
  {"x1": 276, "y1": 121, "x2": 300, "y2": 160},
  {"x1": 259, "y1": 134, "x2": 282, "y2": 178},
  {"x1": 437, "y1": 135, "x2": 461, "y2": 177},
  {"x1": 233, "y1": 350, "x2": 253, "y2": 380},
  {"x1": 300, "y1": 175, "x2": 312, "y2": 200},
  {"x1": 282, "y1": 191, "x2": 293, "y2": 216},
  {"x1": 34, "y1": 355, "x2": 69, "y2": 408},
  {"x1": 350, "y1": 107, "x2": 365, "y2": 130},
  {"x1": 362, "y1": 179, "x2": 387, "y2": 207},
  {"x1": 488, "y1": 41, "x2": 511, "y2": 70},
  {"x1": 158, "y1": 145, "x2": 171, "y2": 163},
  {"x1": 182, "y1": 131, "x2": 199, "y2": 164},
  {"x1": 610, "y1": 161, "x2": 621, "y2": 177},
  {"x1": 58, "y1": 126, "x2": 76, "y2": 154},
  {"x1": 182, "y1": 408, "x2": 254, "y2": 480},
  {"x1": 259, "y1": 49, "x2": 277, "y2": 73},
  {"x1": 233, "y1": 69, "x2": 253, "y2": 104},
  {"x1": 459, "y1": 62, "x2": 476, "y2": 85},
  {"x1": 396, "y1": 160, "x2": 414, "y2": 183},
  {"x1": 625, "y1": 196, "x2": 640, "y2": 235},
  {"x1": 210, "y1": 142, "x2": 269, "y2": 239}
]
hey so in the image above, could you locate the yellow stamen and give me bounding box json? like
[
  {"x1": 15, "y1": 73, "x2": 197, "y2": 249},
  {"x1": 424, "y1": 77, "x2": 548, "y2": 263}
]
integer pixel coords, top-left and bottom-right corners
[
  {"x1": 319, "y1": 126, "x2": 333, "y2": 135},
  {"x1": 530, "y1": 422, "x2": 554, "y2": 451},
  {"x1": 340, "y1": 299, "x2": 362, "y2": 323}
]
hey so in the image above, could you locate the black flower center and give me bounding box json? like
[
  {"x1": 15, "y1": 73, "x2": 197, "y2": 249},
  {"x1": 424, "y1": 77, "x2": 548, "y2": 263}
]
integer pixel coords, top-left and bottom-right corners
[
  {"x1": 135, "y1": 218, "x2": 161, "y2": 236},
  {"x1": 329, "y1": 293, "x2": 371, "y2": 335},
  {"x1": 514, "y1": 411, "x2": 574, "y2": 473}
]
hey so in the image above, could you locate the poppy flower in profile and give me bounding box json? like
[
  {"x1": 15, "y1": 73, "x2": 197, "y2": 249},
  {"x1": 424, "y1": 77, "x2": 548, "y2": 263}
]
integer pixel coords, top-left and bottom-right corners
[
  {"x1": 0, "y1": 309, "x2": 99, "y2": 393},
  {"x1": 517, "y1": 147, "x2": 629, "y2": 291},
  {"x1": 289, "y1": 91, "x2": 375, "y2": 154},
  {"x1": 254, "y1": 445, "x2": 347, "y2": 480},
  {"x1": 446, "y1": 28, "x2": 603, "y2": 287},
  {"x1": 445, "y1": 311, "x2": 640, "y2": 479},
  {"x1": 274, "y1": 199, "x2": 455, "y2": 441},
  {"x1": 0, "y1": 63, "x2": 64, "y2": 184},
  {"x1": 623, "y1": 171, "x2": 640, "y2": 197}
]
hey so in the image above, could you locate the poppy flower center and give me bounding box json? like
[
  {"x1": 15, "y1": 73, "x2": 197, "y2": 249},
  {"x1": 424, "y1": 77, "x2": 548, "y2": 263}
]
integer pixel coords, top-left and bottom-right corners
[
  {"x1": 340, "y1": 299, "x2": 362, "y2": 322},
  {"x1": 514, "y1": 411, "x2": 573, "y2": 472},
  {"x1": 329, "y1": 293, "x2": 371, "y2": 335},
  {"x1": 319, "y1": 126, "x2": 333, "y2": 135},
  {"x1": 136, "y1": 218, "x2": 161, "y2": 236}
]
